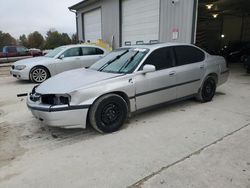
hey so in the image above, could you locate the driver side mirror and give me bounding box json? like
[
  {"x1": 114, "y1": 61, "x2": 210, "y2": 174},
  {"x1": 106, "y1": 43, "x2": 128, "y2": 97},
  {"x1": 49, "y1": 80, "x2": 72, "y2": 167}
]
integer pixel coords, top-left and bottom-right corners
[
  {"x1": 58, "y1": 54, "x2": 65, "y2": 60},
  {"x1": 142, "y1": 64, "x2": 156, "y2": 74}
]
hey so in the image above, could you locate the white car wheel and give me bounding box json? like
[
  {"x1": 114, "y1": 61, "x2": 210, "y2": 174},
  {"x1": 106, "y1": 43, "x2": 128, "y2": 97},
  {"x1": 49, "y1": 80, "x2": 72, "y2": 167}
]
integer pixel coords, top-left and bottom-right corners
[{"x1": 30, "y1": 67, "x2": 49, "y2": 83}]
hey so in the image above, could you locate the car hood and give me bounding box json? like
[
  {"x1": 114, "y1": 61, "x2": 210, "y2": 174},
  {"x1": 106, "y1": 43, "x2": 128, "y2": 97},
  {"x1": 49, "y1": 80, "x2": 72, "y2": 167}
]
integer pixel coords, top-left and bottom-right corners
[
  {"x1": 13, "y1": 56, "x2": 53, "y2": 66},
  {"x1": 36, "y1": 68, "x2": 122, "y2": 94}
]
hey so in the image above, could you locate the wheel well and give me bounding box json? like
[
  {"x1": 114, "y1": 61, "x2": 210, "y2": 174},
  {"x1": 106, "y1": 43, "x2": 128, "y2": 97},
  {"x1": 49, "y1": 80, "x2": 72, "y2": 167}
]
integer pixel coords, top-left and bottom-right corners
[
  {"x1": 86, "y1": 91, "x2": 131, "y2": 128},
  {"x1": 112, "y1": 91, "x2": 131, "y2": 111},
  {"x1": 30, "y1": 65, "x2": 51, "y2": 78},
  {"x1": 207, "y1": 73, "x2": 218, "y2": 84}
]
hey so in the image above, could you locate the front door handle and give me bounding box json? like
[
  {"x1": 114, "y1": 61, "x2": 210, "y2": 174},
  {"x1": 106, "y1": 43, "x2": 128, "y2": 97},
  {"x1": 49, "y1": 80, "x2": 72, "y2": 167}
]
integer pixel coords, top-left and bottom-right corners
[
  {"x1": 200, "y1": 65, "x2": 205, "y2": 69},
  {"x1": 75, "y1": 58, "x2": 81, "y2": 60},
  {"x1": 169, "y1": 71, "x2": 176, "y2": 76}
]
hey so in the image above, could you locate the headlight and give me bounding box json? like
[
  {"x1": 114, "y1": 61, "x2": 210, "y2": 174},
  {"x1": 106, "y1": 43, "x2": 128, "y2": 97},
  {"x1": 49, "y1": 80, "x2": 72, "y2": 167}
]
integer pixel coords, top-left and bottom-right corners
[
  {"x1": 15, "y1": 65, "x2": 26, "y2": 70},
  {"x1": 41, "y1": 94, "x2": 71, "y2": 105}
]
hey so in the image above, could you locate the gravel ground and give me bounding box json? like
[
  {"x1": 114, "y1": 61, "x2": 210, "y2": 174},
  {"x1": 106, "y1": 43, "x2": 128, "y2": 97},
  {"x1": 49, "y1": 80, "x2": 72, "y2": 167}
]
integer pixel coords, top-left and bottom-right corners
[{"x1": 0, "y1": 63, "x2": 249, "y2": 188}]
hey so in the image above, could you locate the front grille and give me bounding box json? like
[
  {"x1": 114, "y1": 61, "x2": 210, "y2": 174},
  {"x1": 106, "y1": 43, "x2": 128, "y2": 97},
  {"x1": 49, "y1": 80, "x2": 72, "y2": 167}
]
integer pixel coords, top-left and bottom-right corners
[{"x1": 41, "y1": 94, "x2": 56, "y2": 105}]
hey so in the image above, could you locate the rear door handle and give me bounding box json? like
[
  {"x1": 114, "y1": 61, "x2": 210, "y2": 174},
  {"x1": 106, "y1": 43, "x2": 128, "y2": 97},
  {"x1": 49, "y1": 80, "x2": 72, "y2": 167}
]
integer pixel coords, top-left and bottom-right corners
[
  {"x1": 169, "y1": 71, "x2": 176, "y2": 76},
  {"x1": 75, "y1": 58, "x2": 81, "y2": 60},
  {"x1": 200, "y1": 65, "x2": 205, "y2": 69}
]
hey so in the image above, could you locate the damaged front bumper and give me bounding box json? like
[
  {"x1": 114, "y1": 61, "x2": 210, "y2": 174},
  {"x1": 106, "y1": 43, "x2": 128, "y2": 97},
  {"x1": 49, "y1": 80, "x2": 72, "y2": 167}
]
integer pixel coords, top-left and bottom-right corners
[{"x1": 27, "y1": 93, "x2": 90, "y2": 129}]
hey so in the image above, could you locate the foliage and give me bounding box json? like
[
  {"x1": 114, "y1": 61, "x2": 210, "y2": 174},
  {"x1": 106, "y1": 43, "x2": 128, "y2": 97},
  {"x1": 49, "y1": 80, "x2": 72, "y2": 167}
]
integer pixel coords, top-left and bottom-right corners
[
  {"x1": 1, "y1": 30, "x2": 77, "y2": 51},
  {"x1": 0, "y1": 31, "x2": 16, "y2": 51},
  {"x1": 19, "y1": 34, "x2": 28, "y2": 48},
  {"x1": 44, "y1": 30, "x2": 72, "y2": 49},
  {"x1": 71, "y1": 33, "x2": 78, "y2": 44},
  {"x1": 27, "y1": 31, "x2": 44, "y2": 49}
]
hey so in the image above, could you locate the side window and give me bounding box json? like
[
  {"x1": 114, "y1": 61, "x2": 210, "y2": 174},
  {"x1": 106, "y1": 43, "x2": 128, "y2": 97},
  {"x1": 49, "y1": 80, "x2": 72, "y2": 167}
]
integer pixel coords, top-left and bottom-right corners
[
  {"x1": 96, "y1": 48, "x2": 104, "y2": 55},
  {"x1": 142, "y1": 47, "x2": 174, "y2": 70},
  {"x1": 82, "y1": 47, "x2": 104, "y2": 55},
  {"x1": 17, "y1": 47, "x2": 27, "y2": 52},
  {"x1": 63, "y1": 47, "x2": 81, "y2": 58},
  {"x1": 174, "y1": 46, "x2": 205, "y2": 66}
]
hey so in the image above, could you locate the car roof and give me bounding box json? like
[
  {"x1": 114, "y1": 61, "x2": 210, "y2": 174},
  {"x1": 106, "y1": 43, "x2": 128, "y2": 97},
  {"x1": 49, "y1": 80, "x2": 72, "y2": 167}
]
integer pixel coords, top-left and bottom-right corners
[
  {"x1": 61, "y1": 44, "x2": 106, "y2": 49},
  {"x1": 121, "y1": 42, "x2": 196, "y2": 51}
]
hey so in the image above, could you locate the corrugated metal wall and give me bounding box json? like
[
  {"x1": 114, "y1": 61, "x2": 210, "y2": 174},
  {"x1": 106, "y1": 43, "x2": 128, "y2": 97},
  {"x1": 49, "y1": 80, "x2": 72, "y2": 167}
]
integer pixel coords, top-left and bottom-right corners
[
  {"x1": 75, "y1": 0, "x2": 196, "y2": 48},
  {"x1": 76, "y1": 0, "x2": 120, "y2": 49},
  {"x1": 159, "y1": 0, "x2": 196, "y2": 44}
]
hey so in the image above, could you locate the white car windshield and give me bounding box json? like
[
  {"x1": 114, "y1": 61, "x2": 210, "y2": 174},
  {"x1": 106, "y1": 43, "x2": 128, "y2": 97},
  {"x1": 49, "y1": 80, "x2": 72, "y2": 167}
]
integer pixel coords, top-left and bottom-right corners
[
  {"x1": 90, "y1": 48, "x2": 149, "y2": 74},
  {"x1": 45, "y1": 46, "x2": 67, "y2": 58}
]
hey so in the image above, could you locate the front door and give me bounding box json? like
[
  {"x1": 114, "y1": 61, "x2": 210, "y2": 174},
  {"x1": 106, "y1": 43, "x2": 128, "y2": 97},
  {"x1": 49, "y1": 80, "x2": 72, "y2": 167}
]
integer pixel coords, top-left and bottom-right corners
[
  {"x1": 55, "y1": 47, "x2": 82, "y2": 74},
  {"x1": 134, "y1": 47, "x2": 177, "y2": 110}
]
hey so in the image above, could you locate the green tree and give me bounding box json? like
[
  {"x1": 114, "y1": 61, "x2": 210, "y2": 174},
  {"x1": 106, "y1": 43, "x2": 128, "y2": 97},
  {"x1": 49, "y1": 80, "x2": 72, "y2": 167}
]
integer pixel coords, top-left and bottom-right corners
[
  {"x1": 71, "y1": 33, "x2": 78, "y2": 44},
  {"x1": 61, "y1": 33, "x2": 71, "y2": 45},
  {"x1": 0, "y1": 31, "x2": 16, "y2": 51},
  {"x1": 19, "y1": 34, "x2": 29, "y2": 48},
  {"x1": 27, "y1": 31, "x2": 44, "y2": 49},
  {"x1": 44, "y1": 30, "x2": 72, "y2": 49},
  {"x1": 44, "y1": 30, "x2": 61, "y2": 49}
]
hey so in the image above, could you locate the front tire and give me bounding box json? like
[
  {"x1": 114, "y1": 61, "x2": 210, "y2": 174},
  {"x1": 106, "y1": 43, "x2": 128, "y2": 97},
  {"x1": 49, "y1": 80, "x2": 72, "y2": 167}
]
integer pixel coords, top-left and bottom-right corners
[
  {"x1": 196, "y1": 76, "x2": 216, "y2": 103},
  {"x1": 30, "y1": 66, "x2": 50, "y2": 83},
  {"x1": 89, "y1": 94, "x2": 128, "y2": 133}
]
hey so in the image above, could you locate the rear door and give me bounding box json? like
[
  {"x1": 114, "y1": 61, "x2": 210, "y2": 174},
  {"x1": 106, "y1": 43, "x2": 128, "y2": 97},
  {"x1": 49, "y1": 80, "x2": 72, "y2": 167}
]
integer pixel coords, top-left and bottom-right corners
[
  {"x1": 174, "y1": 46, "x2": 206, "y2": 98},
  {"x1": 55, "y1": 47, "x2": 82, "y2": 73},
  {"x1": 79, "y1": 47, "x2": 105, "y2": 68},
  {"x1": 135, "y1": 47, "x2": 177, "y2": 110}
]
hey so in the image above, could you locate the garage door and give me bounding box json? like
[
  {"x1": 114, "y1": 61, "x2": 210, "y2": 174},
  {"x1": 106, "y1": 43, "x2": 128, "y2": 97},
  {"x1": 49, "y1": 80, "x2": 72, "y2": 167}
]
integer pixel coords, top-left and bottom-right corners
[
  {"x1": 83, "y1": 8, "x2": 102, "y2": 42},
  {"x1": 122, "y1": 0, "x2": 160, "y2": 46}
]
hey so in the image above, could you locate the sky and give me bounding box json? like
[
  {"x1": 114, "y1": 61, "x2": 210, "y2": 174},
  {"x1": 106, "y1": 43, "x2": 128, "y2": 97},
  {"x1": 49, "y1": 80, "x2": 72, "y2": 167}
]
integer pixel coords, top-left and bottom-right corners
[{"x1": 0, "y1": 0, "x2": 81, "y2": 39}]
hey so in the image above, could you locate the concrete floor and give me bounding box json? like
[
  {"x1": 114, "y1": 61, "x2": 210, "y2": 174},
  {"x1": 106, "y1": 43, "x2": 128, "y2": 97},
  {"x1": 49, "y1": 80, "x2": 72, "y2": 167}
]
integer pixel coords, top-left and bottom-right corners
[{"x1": 0, "y1": 63, "x2": 249, "y2": 188}]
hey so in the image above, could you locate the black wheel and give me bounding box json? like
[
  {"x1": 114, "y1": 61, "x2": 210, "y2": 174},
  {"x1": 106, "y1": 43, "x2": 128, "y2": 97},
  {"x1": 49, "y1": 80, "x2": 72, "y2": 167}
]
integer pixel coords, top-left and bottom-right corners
[
  {"x1": 89, "y1": 94, "x2": 128, "y2": 133},
  {"x1": 30, "y1": 66, "x2": 50, "y2": 83},
  {"x1": 196, "y1": 76, "x2": 216, "y2": 103}
]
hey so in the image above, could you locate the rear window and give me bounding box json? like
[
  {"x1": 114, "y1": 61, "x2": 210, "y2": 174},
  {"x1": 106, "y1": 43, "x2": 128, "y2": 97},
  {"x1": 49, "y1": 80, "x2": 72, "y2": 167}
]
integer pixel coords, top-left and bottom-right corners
[
  {"x1": 174, "y1": 46, "x2": 205, "y2": 66},
  {"x1": 82, "y1": 47, "x2": 104, "y2": 55}
]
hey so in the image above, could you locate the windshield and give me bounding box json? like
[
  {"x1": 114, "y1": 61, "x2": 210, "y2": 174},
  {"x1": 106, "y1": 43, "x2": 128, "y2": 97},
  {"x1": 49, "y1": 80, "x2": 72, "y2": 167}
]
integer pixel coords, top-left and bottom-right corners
[
  {"x1": 45, "y1": 46, "x2": 67, "y2": 58},
  {"x1": 90, "y1": 48, "x2": 149, "y2": 74}
]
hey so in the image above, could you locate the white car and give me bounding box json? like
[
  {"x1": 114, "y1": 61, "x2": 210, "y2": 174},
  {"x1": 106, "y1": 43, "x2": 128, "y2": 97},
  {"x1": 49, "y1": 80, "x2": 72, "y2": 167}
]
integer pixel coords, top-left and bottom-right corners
[
  {"x1": 27, "y1": 43, "x2": 229, "y2": 133},
  {"x1": 10, "y1": 44, "x2": 109, "y2": 83}
]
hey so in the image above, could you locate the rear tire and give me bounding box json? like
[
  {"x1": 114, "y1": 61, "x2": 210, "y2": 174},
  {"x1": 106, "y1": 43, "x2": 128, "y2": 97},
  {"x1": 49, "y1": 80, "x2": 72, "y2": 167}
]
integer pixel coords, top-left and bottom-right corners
[
  {"x1": 196, "y1": 76, "x2": 216, "y2": 103},
  {"x1": 89, "y1": 94, "x2": 128, "y2": 133}
]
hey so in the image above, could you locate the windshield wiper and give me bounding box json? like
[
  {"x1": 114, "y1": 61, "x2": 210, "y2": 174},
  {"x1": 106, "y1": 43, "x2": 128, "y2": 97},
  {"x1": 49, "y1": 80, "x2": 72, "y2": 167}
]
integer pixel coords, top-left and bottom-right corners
[
  {"x1": 118, "y1": 51, "x2": 139, "y2": 73},
  {"x1": 98, "y1": 50, "x2": 129, "y2": 72}
]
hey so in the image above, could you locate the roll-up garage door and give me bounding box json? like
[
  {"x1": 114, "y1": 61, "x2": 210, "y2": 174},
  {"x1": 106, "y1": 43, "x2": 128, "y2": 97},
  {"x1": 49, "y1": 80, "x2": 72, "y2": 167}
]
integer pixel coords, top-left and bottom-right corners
[
  {"x1": 83, "y1": 8, "x2": 102, "y2": 42},
  {"x1": 122, "y1": 0, "x2": 160, "y2": 46}
]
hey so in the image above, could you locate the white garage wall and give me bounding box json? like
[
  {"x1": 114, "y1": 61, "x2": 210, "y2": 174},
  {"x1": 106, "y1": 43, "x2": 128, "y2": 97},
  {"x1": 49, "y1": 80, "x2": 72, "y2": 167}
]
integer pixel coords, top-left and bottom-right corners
[
  {"x1": 83, "y1": 8, "x2": 102, "y2": 42},
  {"x1": 121, "y1": 0, "x2": 160, "y2": 46},
  {"x1": 74, "y1": 0, "x2": 196, "y2": 48},
  {"x1": 160, "y1": 0, "x2": 195, "y2": 44}
]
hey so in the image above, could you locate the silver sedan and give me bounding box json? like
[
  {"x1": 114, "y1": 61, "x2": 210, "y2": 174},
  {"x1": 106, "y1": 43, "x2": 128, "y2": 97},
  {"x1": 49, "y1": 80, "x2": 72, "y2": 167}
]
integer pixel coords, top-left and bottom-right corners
[
  {"x1": 27, "y1": 43, "x2": 229, "y2": 133},
  {"x1": 10, "y1": 44, "x2": 108, "y2": 83}
]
